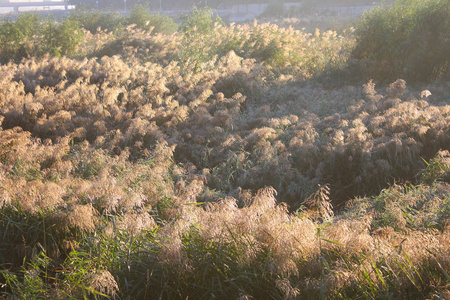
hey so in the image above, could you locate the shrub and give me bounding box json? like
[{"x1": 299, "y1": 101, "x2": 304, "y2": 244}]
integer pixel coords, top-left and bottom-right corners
[
  {"x1": 0, "y1": 14, "x2": 83, "y2": 61},
  {"x1": 127, "y1": 5, "x2": 178, "y2": 34},
  {"x1": 68, "y1": 7, "x2": 123, "y2": 33},
  {"x1": 40, "y1": 17, "x2": 84, "y2": 57},
  {"x1": 0, "y1": 13, "x2": 41, "y2": 63},
  {"x1": 352, "y1": 0, "x2": 450, "y2": 81},
  {"x1": 179, "y1": 6, "x2": 222, "y2": 36}
]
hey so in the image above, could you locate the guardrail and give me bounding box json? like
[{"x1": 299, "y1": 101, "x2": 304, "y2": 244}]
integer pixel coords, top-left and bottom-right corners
[{"x1": 0, "y1": 1, "x2": 72, "y2": 13}]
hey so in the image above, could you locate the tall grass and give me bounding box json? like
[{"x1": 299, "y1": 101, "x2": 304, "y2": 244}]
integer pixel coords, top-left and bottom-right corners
[{"x1": 0, "y1": 5, "x2": 449, "y2": 299}]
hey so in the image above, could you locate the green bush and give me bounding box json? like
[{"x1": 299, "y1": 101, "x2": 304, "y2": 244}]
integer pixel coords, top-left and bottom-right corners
[
  {"x1": 179, "y1": 6, "x2": 222, "y2": 36},
  {"x1": 175, "y1": 6, "x2": 223, "y2": 71},
  {"x1": 0, "y1": 14, "x2": 83, "y2": 62},
  {"x1": 127, "y1": 5, "x2": 178, "y2": 34},
  {"x1": 68, "y1": 7, "x2": 123, "y2": 33},
  {"x1": 352, "y1": 0, "x2": 449, "y2": 81},
  {"x1": 0, "y1": 13, "x2": 41, "y2": 63},
  {"x1": 41, "y1": 17, "x2": 84, "y2": 57}
]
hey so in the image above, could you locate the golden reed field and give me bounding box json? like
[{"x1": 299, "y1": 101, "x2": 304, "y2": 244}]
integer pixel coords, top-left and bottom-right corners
[{"x1": 0, "y1": 1, "x2": 449, "y2": 299}]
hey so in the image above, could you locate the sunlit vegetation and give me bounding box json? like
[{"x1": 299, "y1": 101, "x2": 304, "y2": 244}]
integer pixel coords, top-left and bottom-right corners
[
  {"x1": 352, "y1": 0, "x2": 449, "y2": 81},
  {"x1": 0, "y1": 1, "x2": 449, "y2": 299}
]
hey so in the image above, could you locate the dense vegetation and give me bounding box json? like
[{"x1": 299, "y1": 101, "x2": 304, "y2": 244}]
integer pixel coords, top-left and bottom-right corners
[
  {"x1": 0, "y1": 1, "x2": 449, "y2": 299},
  {"x1": 352, "y1": 0, "x2": 449, "y2": 82},
  {"x1": 67, "y1": 0, "x2": 381, "y2": 10}
]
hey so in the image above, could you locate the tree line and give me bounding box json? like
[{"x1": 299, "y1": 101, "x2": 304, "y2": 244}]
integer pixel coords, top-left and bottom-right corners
[{"x1": 68, "y1": 0, "x2": 379, "y2": 11}]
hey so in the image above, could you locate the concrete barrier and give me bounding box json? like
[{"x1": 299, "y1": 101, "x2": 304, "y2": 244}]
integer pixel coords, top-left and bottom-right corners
[{"x1": 0, "y1": 0, "x2": 74, "y2": 14}]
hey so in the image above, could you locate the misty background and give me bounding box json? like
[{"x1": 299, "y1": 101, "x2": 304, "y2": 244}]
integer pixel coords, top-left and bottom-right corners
[
  {"x1": 68, "y1": 0, "x2": 380, "y2": 11},
  {"x1": 0, "y1": 0, "x2": 382, "y2": 19}
]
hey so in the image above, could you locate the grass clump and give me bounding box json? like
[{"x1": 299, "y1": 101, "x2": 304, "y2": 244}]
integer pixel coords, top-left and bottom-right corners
[
  {"x1": 352, "y1": 0, "x2": 450, "y2": 81},
  {"x1": 419, "y1": 150, "x2": 450, "y2": 185}
]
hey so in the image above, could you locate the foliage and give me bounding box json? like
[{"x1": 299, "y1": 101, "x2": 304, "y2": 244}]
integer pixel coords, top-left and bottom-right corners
[
  {"x1": 352, "y1": 0, "x2": 450, "y2": 81},
  {"x1": 0, "y1": 11, "x2": 450, "y2": 299},
  {"x1": 127, "y1": 5, "x2": 178, "y2": 34},
  {"x1": 0, "y1": 13, "x2": 83, "y2": 62},
  {"x1": 419, "y1": 150, "x2": 450, "y2": 185},
  {"x1": 0, "y1": 13, "x2": 41, "y2": 63},
  {"x1": 68, "y1": 7, "x2": 123, "y2": 34},
  {"x1": 69, "y1": 5, "x2": 178, "y2": 35},
  {"x1": 179, "y1": 6, "x2": 222, "y2": 36},
  {"x1": 175, "y1": 20, "x2": 352, "y2": 76},
  {"x1": 40, "y1": 17, "x2": 84, "y2": 57}
]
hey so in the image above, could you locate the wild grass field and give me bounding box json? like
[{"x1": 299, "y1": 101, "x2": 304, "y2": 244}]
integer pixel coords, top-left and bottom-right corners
[{"x1": 0, "y1": 0, "x2": 449, "y2": 299}]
